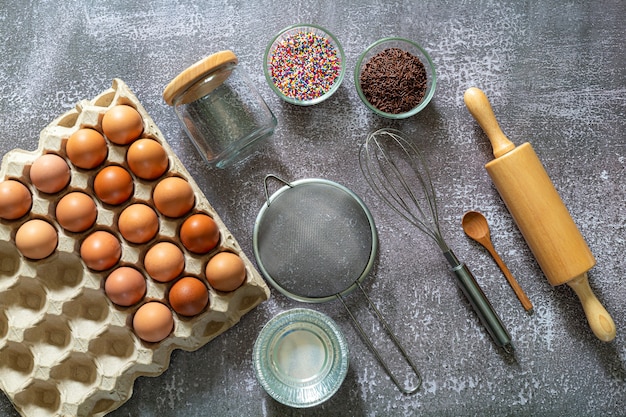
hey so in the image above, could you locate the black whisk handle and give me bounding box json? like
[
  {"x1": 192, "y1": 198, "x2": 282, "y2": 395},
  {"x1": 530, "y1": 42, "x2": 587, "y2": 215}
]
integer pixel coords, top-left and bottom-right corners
[{"x1": 445, "y1": 250, "x2": 514, "y2": 352}]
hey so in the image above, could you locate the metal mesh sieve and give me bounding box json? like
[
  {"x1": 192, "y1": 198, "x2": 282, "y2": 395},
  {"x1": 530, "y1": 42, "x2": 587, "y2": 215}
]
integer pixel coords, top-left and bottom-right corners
[
  {"x1": 254, "y1": 177, "x2": 376, "y2": 301},
  {"x1": 253, "y1": 175, "x2": 421, "y2": 395}
]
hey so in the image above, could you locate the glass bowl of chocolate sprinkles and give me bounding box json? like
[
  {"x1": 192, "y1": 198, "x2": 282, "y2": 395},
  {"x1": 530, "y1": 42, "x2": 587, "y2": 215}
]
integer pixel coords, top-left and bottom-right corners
[
  {"x1": 264, "y1": 24, "x2": 346, "y2": 106},
  {"x1": 355, "y1": 37, "x2": 436, "y2": 119}
]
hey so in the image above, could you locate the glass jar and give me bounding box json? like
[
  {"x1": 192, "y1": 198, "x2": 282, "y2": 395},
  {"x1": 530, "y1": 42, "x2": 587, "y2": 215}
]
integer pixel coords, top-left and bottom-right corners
[{"x1": 163, "y1": 50, "x2": 277, "y2": 168}]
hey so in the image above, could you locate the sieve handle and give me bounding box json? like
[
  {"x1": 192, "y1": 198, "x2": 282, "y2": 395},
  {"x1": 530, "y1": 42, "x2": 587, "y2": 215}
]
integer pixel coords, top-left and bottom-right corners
[
  {"x1": 337, "y1": 284, "x2": 422, "y2": 395},
  {"x1": 444, "y1": 250, "x2": 513, "y2": 352}
]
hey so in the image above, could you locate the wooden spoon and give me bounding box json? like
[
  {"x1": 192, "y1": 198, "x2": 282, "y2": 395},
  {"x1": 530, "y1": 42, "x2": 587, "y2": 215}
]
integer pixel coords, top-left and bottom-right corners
[{"x1": 462, "y1": 211, "x2": 533, "y2": 313}]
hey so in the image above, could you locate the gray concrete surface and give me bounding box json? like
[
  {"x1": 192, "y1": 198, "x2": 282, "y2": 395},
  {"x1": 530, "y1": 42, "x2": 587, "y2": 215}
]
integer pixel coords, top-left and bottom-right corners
[{"x1": 1, "y1": 1, "x2": 624, "y2": 416}]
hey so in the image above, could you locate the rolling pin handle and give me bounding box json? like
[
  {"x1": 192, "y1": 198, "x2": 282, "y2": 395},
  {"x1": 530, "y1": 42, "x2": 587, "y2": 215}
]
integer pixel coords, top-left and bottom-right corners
[
  {"x1": 463, "y1": 87, "x2": 516, "y2": 158},
  {"x1": 566, "y1": 273, "x2": 616, "y2": 342}
]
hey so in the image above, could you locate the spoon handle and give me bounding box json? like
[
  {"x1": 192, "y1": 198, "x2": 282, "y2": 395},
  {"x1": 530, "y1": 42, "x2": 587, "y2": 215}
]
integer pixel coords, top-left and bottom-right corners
[{"x1": 483, "y1": 241, "x2": 534, "y2": 313}]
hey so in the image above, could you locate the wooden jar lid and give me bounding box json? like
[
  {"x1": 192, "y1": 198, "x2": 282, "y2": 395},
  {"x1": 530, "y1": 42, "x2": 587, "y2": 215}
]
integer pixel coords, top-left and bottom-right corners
[{"x1": 163, "y1": 50, "x2": 239, "y2": 105}]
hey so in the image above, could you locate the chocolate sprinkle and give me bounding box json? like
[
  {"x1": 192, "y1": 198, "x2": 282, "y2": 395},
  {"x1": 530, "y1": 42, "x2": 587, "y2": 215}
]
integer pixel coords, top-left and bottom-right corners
[{"x1": 359, "y1": 47, "x2": 428, "y2": 114}]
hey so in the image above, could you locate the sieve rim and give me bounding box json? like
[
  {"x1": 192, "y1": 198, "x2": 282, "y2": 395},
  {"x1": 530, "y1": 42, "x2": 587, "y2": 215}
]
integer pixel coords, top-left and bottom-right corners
[{"x1": 253, "y1": 177, "x2": 378, "y2": 303}]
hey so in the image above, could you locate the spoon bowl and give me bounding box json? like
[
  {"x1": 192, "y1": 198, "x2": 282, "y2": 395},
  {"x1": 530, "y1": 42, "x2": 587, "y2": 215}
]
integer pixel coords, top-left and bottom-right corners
[{"x1": 461, "y1": 210, "x2": 491, "y2": 243}]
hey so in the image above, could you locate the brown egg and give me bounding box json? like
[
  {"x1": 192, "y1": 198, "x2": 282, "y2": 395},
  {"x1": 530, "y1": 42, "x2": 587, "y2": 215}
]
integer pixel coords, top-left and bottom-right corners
[
  {"x1": 0, "y1": 180, "x2": 32, "y2": 220},
  {"x1": 205, "y1": 252, "x2": 246, "y2": 292},
  {"x1": 65, "y1": 128, "x2": 108, "y2": 169},
  {"x1": 179, "y1": 213, "x2": 220, "y2": 254},
  {"x1": 80, "y1": 230, "x2": 122, "y2": 271},
  {"x1": 29, "y1": 154, "x2": 70, "y2": 193},
  {"x1": 152, "y1": 177, "x2": 195, "y2": 218},
  {"x1": 105, "y1": 267, "x2": 146, "y2": 306},
  {"x1": 133, "y1": 302, "x2": 173, "y2": 343},
  {"x1": 118, "y1": 203, "x2": 159, "y2": 244},
  {"x1": 55, "y1": 192, "x2": 97, "y2": 232},
  {"x1": 102, "y1": 105, "x2": 144, "y2": 145},
  {"x1": 94, "y1": 165, "x2": 134, "y2": 205},
  {"x1": 144, "y1": 241, "x2": 184, "y2": 283},
  {"x1": 126, "y1": 139, "x2": 169, "y2": 180},
  {"x1": 168, "y1": 277, "x2": 209, "y2": 316},
  {"x1": 15, "y1": 219, "x2": 58, "y2": 260}
]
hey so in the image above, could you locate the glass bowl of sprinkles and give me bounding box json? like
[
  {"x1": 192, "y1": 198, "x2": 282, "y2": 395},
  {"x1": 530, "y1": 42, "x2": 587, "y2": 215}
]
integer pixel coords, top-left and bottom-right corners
[
  {"x1": 355, "y1": 37, "x2": 436, "y2": 119},
  {"x1": 264, "y1": 24, "x2": 346, "y2": 106}
]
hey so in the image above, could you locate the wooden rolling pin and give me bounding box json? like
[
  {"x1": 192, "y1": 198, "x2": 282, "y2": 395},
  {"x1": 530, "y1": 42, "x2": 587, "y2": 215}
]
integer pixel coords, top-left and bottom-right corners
[{"x1": 463, "y1": 87, "x2": 616, "y2": 342}]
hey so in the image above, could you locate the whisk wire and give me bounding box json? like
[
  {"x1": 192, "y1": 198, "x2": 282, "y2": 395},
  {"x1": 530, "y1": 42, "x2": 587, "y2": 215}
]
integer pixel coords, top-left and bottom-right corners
[{"x1": 360, "y1": 128, "x2": 448, "y2": 251}]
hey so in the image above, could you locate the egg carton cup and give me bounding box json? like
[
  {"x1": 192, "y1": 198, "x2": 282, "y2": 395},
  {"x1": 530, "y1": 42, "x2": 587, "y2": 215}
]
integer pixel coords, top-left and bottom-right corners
[{"x1": 0, "y1": 79, "x2": 270, "y2": 417}]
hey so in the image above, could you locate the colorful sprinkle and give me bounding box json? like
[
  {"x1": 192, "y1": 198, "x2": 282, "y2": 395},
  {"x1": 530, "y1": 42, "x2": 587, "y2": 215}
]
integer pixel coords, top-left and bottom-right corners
[{"x1": 268, "y1": 30, "x2": 342, "y2": 102}]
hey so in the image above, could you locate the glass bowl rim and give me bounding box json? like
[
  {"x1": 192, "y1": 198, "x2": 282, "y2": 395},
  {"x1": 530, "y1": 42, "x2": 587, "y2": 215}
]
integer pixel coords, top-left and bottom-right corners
[
  {"x1": 252, "y1": 308, "x2": 349, "y2": 408},
  {"x1": 354, "y1": 36, "x2": 437, "y2": 119},
  {"x1": 264, "y1": 23, "x2": 346, "y2": 106}
]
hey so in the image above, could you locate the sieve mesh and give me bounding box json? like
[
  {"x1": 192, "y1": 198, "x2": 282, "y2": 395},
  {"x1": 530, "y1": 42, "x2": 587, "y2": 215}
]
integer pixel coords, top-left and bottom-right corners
[{"x1": 254, "y1": 180, "x2": 376, "y2": 301}]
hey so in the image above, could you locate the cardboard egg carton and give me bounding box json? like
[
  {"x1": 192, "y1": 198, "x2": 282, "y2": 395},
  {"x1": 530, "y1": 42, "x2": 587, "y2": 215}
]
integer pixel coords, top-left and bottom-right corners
[{"x1": 0, "y1": 79, "x2": 270, "y2": 417}]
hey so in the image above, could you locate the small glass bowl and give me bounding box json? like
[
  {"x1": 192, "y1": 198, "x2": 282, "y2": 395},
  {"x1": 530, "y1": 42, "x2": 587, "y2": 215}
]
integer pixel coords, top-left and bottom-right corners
[
  {"x1": 264, "y1": 24, "x2": 346, "y2": 106},
  {"x1": 354, "y1": 37, "x2": 436, "y2": 119},
  {"x1": 253, "y1": 308, "x2": 349, "y2": 408}
]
